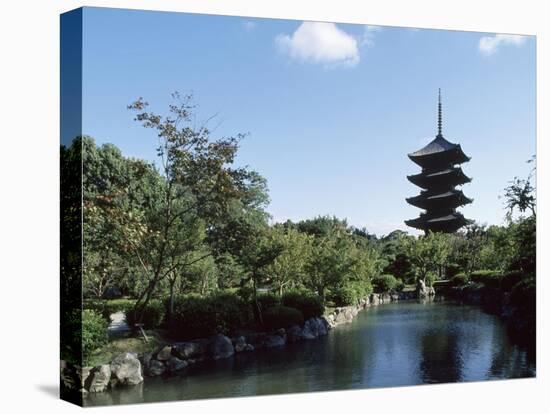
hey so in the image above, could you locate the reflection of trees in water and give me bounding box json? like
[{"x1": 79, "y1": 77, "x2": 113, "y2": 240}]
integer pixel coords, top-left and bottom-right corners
[
  {"x1": 419, "y1": 329, "x2": 463, "y2": 383},
  {"x1": 487, "y1": 322, "x2": 535, "y2": 379}
]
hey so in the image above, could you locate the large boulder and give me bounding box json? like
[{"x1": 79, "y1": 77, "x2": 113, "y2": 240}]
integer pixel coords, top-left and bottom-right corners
[
  {"x1": 417, "y1": 279, "x2": 436, "y2": 299},
  {"x1": 264, "y1": 334, "x2": 286, "y2": 348},
  {"x1": 88, "y1": 364, "x2": 111, "y2": 393},
  {"x1": 208, "y1": 334, "x2": 235, "y2": 360},
  {"x1": 233, "y1": 336, "x2": 247, "y2": 353},
  {"x1": 287, "y1": 325, "x2": 303, "y2": 343},
  {"x1": 370, "y1": 293, "x2": 380, "y2": 305},
  {"x1": 155, "y1": 345, "x2": 173, "y2": 361},
  {"x1": 302, "y1": 317, "x2": 329, "y2": 339},
  {"x1": 172, "y1": 339, "x2": 209, "y2": 360},
  {"x1": 146, "y1": 359, "x2": 166, "y2": 377},
  {"x1": 110, "y1": 352, "x2": 143, "y2": 386},
  {"x1": 167, "y1": 356, "x2": 188, "y2": 372}
]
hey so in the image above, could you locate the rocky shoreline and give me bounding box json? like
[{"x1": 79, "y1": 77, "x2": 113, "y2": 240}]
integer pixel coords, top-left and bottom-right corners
[{"x1": 62, "y1": 290, "x2": 432, "y2": 396}]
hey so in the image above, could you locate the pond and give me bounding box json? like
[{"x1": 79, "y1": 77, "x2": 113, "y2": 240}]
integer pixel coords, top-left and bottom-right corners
[{"x1": 85, "y1": 301, "x2": 536, "y2": 406}]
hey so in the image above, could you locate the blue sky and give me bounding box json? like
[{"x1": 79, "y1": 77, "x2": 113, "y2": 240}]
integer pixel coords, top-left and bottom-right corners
[{"x1": 79, "y1": 7, "x2": 536, "y2": 236}]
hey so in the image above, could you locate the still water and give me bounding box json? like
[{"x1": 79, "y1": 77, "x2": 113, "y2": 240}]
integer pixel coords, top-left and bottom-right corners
[{"x1": 85, "y1": 301, "x2": 535, "y2": 406}]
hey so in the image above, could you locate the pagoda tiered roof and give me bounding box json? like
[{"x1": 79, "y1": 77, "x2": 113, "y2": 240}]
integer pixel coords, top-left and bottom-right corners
[
  {"x1": 408, "y1": 135, "x2": 470, "y2": 168},
  {"x1": 407, "y1": 167, "x2": 471, "y2": 189},
  {"x1": 406, "y1": 189, "x2": 473, "y2": 210},
  {"x1": 404, "y1": 90, "x2": 472, "y2": 234}
]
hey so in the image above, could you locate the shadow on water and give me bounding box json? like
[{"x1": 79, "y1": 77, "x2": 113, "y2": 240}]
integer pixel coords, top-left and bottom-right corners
[{"x1": 84, "y1": 301, "x2": 536, "y2": 407}]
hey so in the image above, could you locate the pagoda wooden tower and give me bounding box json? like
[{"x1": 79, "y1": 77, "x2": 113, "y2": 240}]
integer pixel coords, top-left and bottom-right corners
[{"x1": 405, "y1": 90, "x2": 472, "y2": 234}]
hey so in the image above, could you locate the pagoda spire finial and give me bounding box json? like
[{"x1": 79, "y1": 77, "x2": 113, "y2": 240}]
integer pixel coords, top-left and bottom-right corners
[{"x1": 437, "y1": 88, "x2": 442, "y2": 137}]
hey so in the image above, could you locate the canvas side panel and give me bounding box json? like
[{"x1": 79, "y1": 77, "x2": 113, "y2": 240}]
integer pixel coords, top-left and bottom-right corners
[{"x1": 60, "y1": 7, "x2": 84, "y2": 407}]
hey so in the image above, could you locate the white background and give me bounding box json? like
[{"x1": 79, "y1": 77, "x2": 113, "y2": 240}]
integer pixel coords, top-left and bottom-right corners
[{"x1": 0, "y1": 0, "x2": 546, "y2": 412}]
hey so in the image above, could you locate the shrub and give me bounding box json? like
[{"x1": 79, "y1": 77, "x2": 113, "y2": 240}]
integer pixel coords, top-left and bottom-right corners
[
  {"x1": 329, "y1": 282, "x2": 373, "y2": 306},
  {"x1": 372, "y1": 274, "x2": 398, "y2": 293},
  {"x1": 509, "y1": 276, "x2": 536, "y2": 309},
  {"x1": 394, "y1": 279, "x2": 405, "y2": 292},
  {"x1": 450, "y1": 273, "x2": 469, "y2": 287},
  {"x1": 500, "y1": 271, "x2": 525, "y2": 292},
  {"x1": 262, "y1": 305, "x2": 304, "y2": 330},
  {"x1": 282, "y1": 289, "x2": 324, "y2": 319},
  {"x1": 82, "y1": 309, "x2": 108, "y2": 361},
  {"x1": 256, "y1": 292, "x2": 280, "y2": 310},
  {"x1": 126, "y1": 299, "x2": 165, "y2": 329},
  {"x1": 168, "y1": 291, "x2": 251, "y2": 340},
  {"x1": 330, "y1": 285, "x2": 359, "y2": 306},
  {"x1": 470, "y1": 270, "x2": 503, "y2": 289}
]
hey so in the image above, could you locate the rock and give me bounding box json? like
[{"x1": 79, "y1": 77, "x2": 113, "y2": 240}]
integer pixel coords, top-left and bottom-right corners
[
  {"x1": 79, "y1": 366, "x2": 91, "y2": 391},
  {"x1": 264, "y1": 334, "x2": 286, "y2": 348},
  {"x1": 416, "y1": 279, "x2": 436, "y2": 298},
  {"x1": 302, "y1": 317, "x2": 328, "y2": 339},
  {"x1": 167, "y1": 356, "x2": 188, "y2": 372},
  {"x1": 110, "y1": 352, "x2": 143, "y2": 386},
  {"x1": 156, "y1": 345, "x2": 173, "y2": 361},
  {"x1": 245, "y1": 332, "x2": 267, "y2": 349},
  {"x1": 380, "y1": 293, "x2": 392, "y2": 303},
  {"x1": 146, "y1": 359, "x2": 166, "y2": 377},
  {"x1": 287, "y1": 325, "x2": 303, "y2": 343},
  {"x1": 60, "y1": 360, "x2": 82, "y2": 391},
  {"x1": 234, "y1": 336, "x2": 247, "y2": 352},
  {"x1": 370, "y1": 293, "x2": 380, "y2": 305},
  {"x1": 172, "y1": 339, "x2": 209, "y2": 360},
  {"x1": 88, "y1": 364, "x2": 111, "y2": 393},
  {"x1": 208, "y1": 334, "x2": 235, "y2": 360}
]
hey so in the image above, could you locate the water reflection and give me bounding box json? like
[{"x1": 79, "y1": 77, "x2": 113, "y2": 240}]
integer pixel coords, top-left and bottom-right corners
[{"x1": 85, "y1": 302, "x2": 535, "y2": 406}]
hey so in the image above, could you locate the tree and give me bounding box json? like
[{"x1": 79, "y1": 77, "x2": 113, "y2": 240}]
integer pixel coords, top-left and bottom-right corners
[
  {"x1": 264, "y1": 226, "x2": 313, "y2": 295},
  {"x1": 503, "y1": 155, "x2": 536, "y2": 219},
  {"x1": 405, "y1": 232, "x2": 451, "y2": 284},
  {"x1": 125, "y1": 93, "x2": 263, "y2": 321}
]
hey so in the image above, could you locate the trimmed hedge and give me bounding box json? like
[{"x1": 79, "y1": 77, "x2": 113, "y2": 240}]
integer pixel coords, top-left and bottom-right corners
[
  {"x1": 126, "y1": 299, "x2": 165, "y2": 329},
  {"x1": 500, "y1": 271, "x2": 524, "y2": 292},
  {"x1": 450, "y1": 273, "x2": 469, "y2": 287},
  {"x1": 372, "y1": 274, "x2": 398, "y2": 293},
  {"x1": 168, "y1": 292, "x2": 251, "y2": 340},
  {"x1": 262, "y1": 305, "x2": 304, "y2": 330},
  {"x1": 470, "y1": 270, "x2": 503, "y2": 289},
  {"x1": 82, "y1": 309, "x2": 108, "y2": 361},
  {"x1": 282, "y1": 289, "x2": 324, "y2": 319},
  {"x1": 257, "y1": 292, "x2": 280, "y2": 310}
]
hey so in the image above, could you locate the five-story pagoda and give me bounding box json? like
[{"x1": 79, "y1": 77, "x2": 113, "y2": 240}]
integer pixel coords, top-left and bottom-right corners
[{"x1": 405, "y1": 90, "x2": 472, "y2": 233}]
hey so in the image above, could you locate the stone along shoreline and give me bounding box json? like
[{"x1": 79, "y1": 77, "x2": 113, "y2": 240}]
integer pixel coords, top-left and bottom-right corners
[{"x1": 62, "y1": 291, "x2": 429, "y2": 395}]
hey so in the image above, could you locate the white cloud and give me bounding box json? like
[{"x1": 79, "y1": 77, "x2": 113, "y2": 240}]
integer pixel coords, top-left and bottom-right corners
[
  {"x1": 478, "y1": 34, "x2": 526, "y2": 55},
  {"x1": 242, "y1": 21, "x2": 256, "y2": 31},
  {"x1": 276, "y1": 22, "x2": 360, "y2": 67}
]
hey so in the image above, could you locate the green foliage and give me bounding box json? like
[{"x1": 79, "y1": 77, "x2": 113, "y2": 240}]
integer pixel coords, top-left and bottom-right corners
[
  {"x1": 264, "y1": 226, "x2": 313, "y2": 295},
  {"x1": 470, "y1": 270, "x2": 503, "y2": 288},
  {"x1": 84, "y1": 298, "x2": 136, "y2": 320},
  {"x1": 500, "y1": 271, "x2": 524, "y2": 292},
  {"x1": 257, "y1": 292, "x2": 280, "y2": 310},
  {"x1": 168, "y1": 292, "x2": 251, "y2": 340},
  {"x1": 262, "y1": 306, "x2": 304, "y2": 330},
  {"x1": 394, "y1": 279, "x2": 405, "y2": 292},
  {"x1": 450, "y1": 273, "x2": 469, "y2": 287},
  {"x1": 372, "y1": 274, "x2": 398, "y2": 293},
  {"x1": 82, "y1": 309, "x2": 108, "y2": 362},
  {"x1": 509, "y1": 276, "x2": 536, "y2": 309},
  {"x1": 282, "y1": 289, "x2": 325, "y2": 318},
  {"x1": 126, "y1": 299, "x2": 165, "y2": 329},
  {"x1": 404, "y1": 232, "x2": 451, "y2": 282}
]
